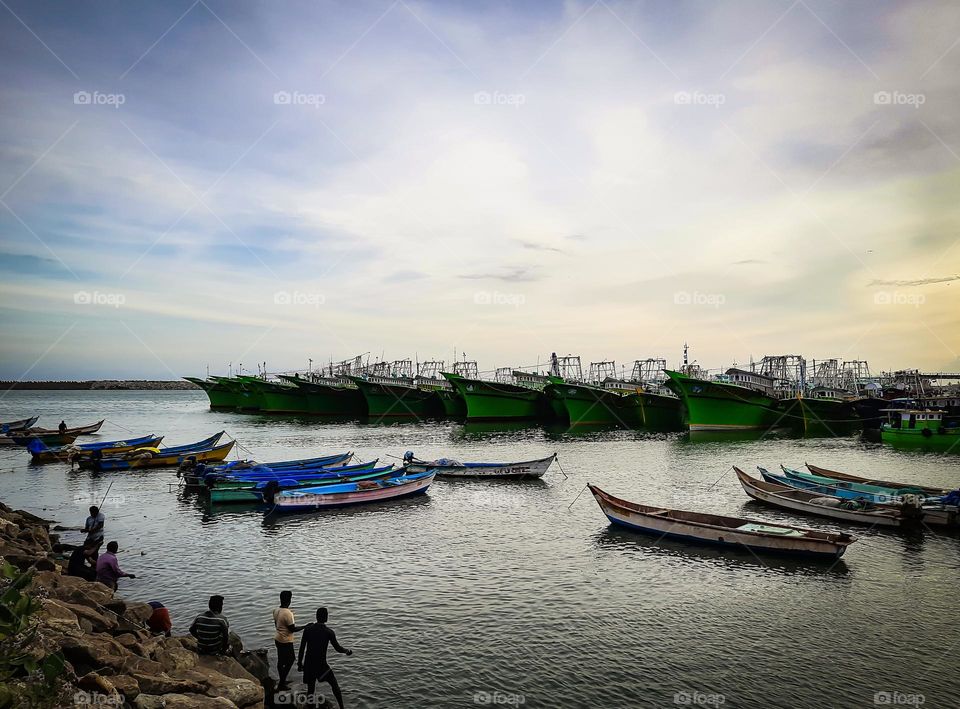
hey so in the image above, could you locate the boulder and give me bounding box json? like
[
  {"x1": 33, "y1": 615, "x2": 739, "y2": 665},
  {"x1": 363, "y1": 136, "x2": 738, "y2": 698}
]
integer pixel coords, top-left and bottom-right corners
[
  {"x1": 133, "y1": 695, "x2": 166, "y2": 709},
  {"x1": 238, "y1": 648, "x2": 270, "y2": 682},
  {"x1": 153, "y1": 638, "x2": 199, "y2": 673},
  {"x1": 56, "y1": 600, "x2": 118, "y2": 633},
  {"x1": 130, "y1": 672, "x2": 206, "y2": 695},
  {"x1": 61, "y1": 634, "x2": 131, "y2": 674},
  {"x1": 139, "y1": 694, "x2": 239, "y2": 709},
  {"x1": 126, "y1": 601, "x2": 155, "y2": 624},
  {"x1": 110, "y1": 673, "x2": 140, "y2": 700},
  {"x1": 77, "y1": 672, "x2": 119, "y2": 698}
]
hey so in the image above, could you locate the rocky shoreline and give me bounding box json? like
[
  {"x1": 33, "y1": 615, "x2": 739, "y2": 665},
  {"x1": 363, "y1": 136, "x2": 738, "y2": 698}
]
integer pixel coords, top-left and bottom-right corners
[
  {"x1": 0, "y1": 381, "x2": 199, "y2": 391},
  {"x1": 0, "y1": 502, "x2": 277, "y2": 708}
]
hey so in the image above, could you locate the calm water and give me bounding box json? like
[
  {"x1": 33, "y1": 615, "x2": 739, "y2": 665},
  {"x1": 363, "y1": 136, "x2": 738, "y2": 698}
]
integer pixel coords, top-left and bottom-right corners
[{"x1": 2, "y1": 390, "x2": 959, "y2": 708}]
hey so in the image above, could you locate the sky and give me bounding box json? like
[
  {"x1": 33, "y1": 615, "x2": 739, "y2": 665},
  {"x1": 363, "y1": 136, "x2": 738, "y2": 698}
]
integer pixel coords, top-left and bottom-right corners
[{"x1": 1, "y1": 0, "x2": 958, "y2": 380}]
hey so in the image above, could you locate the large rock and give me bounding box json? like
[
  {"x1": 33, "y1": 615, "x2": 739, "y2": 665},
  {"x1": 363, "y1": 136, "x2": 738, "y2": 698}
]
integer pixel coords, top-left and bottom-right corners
[
  {"x1": 136, "y1": 694, "x2": 239, "y2": 709},
  {"x1": 178, "y1": 657, "x2": 263, "y2": 707},
  {"x1": 56, "y1": 599, "x2": 118, "y2": 633},
  {"x1": 110, "y1": 673, "x2": 140, "y2": 700},
  {"x1": 238, "y1": 648, "x2": 270, "y2": 682},
  {"x1": 131, "y1": 672, "x2": 206, "y2": 695},
  {"x1": 77, "y1": 672, "x2": 119, "y2": 699}
]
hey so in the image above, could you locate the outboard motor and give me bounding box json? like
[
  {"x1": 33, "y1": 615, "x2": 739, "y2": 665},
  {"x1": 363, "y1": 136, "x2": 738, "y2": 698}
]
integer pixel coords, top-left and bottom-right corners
[
  {"x1": 899, "y1": 494, "x2": 924, "y2": 521},
  {"x1": 262, "y1": 480, "x2": 280, "y2": 504}
]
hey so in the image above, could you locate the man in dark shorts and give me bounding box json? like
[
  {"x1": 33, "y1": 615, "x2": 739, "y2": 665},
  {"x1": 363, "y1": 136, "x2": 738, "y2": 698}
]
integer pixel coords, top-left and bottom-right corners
[
  {"x1": 273, "y1": 590, "x2": 306, "y2": 691},
  {"x1": 297, "y1": 607, "x2": 352, "y2": 709}
]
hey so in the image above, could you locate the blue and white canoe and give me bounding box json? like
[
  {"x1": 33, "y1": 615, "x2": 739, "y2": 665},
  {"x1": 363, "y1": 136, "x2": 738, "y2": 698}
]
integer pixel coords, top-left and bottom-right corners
[
  {"x1": 589, "y1": 483, "x2": 855, "y2": 559},
  {"x1": 210, "y1": 460, "x2": 380, "y2": 484},
  {"x1": 403, "y1": 453, "x2": 555, "y2": 479},
  {"x1": 198, "y1": 452, "x2": 353, "y2": 475},
  {"x1": 268, "y1": 469, "x2": 436, "y2": 513}
]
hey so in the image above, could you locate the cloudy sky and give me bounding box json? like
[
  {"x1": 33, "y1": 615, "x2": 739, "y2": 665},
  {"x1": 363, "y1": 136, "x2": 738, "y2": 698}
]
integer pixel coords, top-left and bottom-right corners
[{"x1": 1, "y1": 0, "x2": 958, "y2": 380}]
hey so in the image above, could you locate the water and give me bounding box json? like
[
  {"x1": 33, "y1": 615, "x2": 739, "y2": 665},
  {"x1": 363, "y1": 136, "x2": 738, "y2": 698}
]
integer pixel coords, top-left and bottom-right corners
[{"x1": 2, "y1": 390, "x2": 958, "y2": 708}]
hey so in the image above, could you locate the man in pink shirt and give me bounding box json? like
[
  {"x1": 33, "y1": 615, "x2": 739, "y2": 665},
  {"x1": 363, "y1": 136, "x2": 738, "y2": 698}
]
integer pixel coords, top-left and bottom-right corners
[{"x1": 95, "y1": 541, "x2": 136, "y2": 590}]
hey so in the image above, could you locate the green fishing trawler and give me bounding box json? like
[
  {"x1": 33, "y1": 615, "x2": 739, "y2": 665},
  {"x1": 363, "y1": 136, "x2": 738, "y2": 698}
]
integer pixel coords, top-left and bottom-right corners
[
  {"x1": 418, "y1": 360, "x2": 474, "y2": 418},
  {"x1": 881, "y1": 409, "x2": 960, "y2": 452},
  {"x1": 664, "y1": 368, "x2": 782, "y2": 431},
  {"x1": 277, "y1": 374, "x2": 364, "y2": 416},
  {"x1": 610, "y1": 359, "x2": 684, "y2": 431},
  {"x1": 184, "y1": 377, "x2": 239, "y2": 410},
  {"x1": 350, "y1": 360, "x2": 442, "y2": 420},
  {"x1": 777, "y1": 359, "x2": 861, "y2": 434},
  {"x1": 243, "y1": 377, "x2": 310, "y2": 414},
  {"x1": 444, "y1": 358, "x2": 561, "y2": 421},
  {"x1": 545, "y1": 358, "x2": 626, "y2": 427},
  {"x1": 209, "y1": 376, "x2": 262, "y2": 411}
]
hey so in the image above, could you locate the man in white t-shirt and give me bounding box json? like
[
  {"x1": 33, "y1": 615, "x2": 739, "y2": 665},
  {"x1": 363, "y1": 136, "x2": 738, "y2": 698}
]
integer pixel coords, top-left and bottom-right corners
[
  {"x1": 83, "y1": 506, "x2": 105, "y2": 551},
  {"x1": 273, "y1": 590, "x2": 306, "y2": 691}
]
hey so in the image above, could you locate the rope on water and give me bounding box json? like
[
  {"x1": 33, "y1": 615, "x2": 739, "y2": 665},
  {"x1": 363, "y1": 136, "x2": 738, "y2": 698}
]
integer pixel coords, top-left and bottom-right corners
[
  {"x1": 554, "y1": 454, "x2": 568, "y2": 479},
  {"x1": 567, "y1": 483, "x2": 589, "y2": 510}
]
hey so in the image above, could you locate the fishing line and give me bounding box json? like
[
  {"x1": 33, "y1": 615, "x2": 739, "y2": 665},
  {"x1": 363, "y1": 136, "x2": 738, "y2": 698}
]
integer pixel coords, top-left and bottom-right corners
[
  {"x1": 706, "y1": 467, "x2": 733, "y2": 490},
  {"x1": 567, "y1": 483, "x2": 589, "y2": 510}
]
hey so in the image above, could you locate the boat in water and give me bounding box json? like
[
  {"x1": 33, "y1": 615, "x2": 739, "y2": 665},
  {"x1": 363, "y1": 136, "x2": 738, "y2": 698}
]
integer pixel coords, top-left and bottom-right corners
[
  {"x1": 267, "y1": 469, "x2": 436, "y2": 512},
  {"x1": 2, "y1": 432, "x2": 78, "y2": 447},
  {"x1": 0, "y1": 416, "x2": 39, "y2": 433},
  {"x1": 350, "y1": 360, "x2": 442, "y2": 420},
  {"x1": 804, "y1": 463, "x2": 950, "y2": 496},
  {"x1": 96, "y1": 439, "x2": 235, "y2": 471},
  {"x1": 588, "y1": 483, "x2": 855, "y2": 559},
  {"x1": 880, "y1": 408, "x2": 960, "y2": 453},
  {"x1": 444, "y1": 355, "x2": 562, "y2": 421},
  {"x1": 30, "y1": 433, "x2": 164, "y2": 464},
  {"x1": 403, "y1": 452, "x2": 555, "y2": 479},
  {"x1": 417, "y1": 360, "x2": 472, "y2": 418}
]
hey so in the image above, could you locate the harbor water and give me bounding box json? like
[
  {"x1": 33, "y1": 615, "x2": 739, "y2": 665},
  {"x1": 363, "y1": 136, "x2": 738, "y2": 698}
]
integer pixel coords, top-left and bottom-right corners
[{"x1": 1, "y1": 390, "x2": 958, "y2": 708}]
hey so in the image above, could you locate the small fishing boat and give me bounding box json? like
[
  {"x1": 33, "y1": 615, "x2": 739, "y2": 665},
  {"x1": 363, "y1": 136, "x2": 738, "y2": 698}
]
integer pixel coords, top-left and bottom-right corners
[
  {"x1": 267, "y1": 469, "x2": 436, "y2": 513},
  {"x1": 30, "y1": 434, "x2": 164, "y2": 463},
  {"x1": 738, "y1": 467, "x2": 907, "y2": 527},
  {"x1": 94, "y1": 437, "x2": 233, "y2": 471},
  {"x1": 805, "y1": 463, "x2": 950, "y2": 496},
  {"x1": 204, "y1": 460, "x2": 376, "y2": 487},
  {"x1": 24, "y1": 420, "x2": 105, "y2": 436},
  {"x1": 1, "y1": 432, "x2": 79, "y2": 447},
  {"x1": 198, "y1": 452, "x2": 353, "y2": 475},
  {"x1": 880, "y1": 409, "x2": 960, "y2": 452},
  {"x1": 588, "y1": 484, "x2": 855, "y2": 558},
  {"x1": 207, "y1": 463, "x2": 392, "y2": 505},
  {"x1": 0, "y1": 416, "x2": 39, "y2": 433},
  {"x1": 402, "y1": 452, "x2": 556, "y2": 479},
  {"x1": 780, "y1": 466, "x2": 942, "y2": 503}
]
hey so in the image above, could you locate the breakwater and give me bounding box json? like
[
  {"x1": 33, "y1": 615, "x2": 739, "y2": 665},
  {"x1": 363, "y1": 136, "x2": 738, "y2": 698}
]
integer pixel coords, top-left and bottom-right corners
[{"x1": 0, "y1": 381, "x2": 199, "y2": 391}]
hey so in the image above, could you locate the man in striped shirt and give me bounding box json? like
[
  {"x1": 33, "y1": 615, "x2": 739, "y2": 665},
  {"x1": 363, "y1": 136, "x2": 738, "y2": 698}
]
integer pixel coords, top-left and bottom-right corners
[{"x1": 189, "y1": 595, "x2": 229, "y2": 655}]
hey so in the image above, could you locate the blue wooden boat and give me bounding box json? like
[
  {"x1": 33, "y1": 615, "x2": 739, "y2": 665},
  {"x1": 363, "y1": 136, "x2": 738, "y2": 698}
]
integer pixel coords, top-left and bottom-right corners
[
  {"x1": 780, "y1": 465, "x2": 943, "y2": 503},
  {"x1": 207, "y1": 464, "x2": 395, "y2": 504},
  {"x1": 207, "y1": 459, "x2": 375, "y2": 484},
  {"x1": 403, "y1": 452, "x2": 555, "y2": 479},
  {"x1": 95, "y1": 439, "x2": 234, "y2": 471},
  {"x1": 0, "y1": 416, "x2": 39, "y2": 433},
  {"x1": 31, "y1": 434, "x2": 165, "y2": 463},
  {"x1": 197, "y1": 452, "x2": 352, "y2": 475},
  {"x1": 268, "y1": 469, "x2": 436, "y2": 513}
]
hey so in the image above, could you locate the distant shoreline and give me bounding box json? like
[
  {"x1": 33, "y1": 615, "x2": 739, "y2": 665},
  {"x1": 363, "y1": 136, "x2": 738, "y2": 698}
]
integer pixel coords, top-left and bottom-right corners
[{"x1": 0, "y1": 380, "x2": 200, "y2": 390}]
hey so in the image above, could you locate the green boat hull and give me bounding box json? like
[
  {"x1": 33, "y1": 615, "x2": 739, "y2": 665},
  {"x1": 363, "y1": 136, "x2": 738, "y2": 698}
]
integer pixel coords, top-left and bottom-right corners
[
  {"x1": 779, "y1": 397, "x2": 860, "y2": 435},
  {"x1": 664, "y1": 370, "x2": 782, "y2": 431},
  {"x1": 545, "y1": 383, "x2": 624, "y2": 426},
  {"x1": 185, "y1": 377, "x2": 239, "y2": 410},
  {"x1": 259, "y1": 389, "x2": 309, "y2": 414},
  {"x1": 280, "y1": 378, "x2": 364, "y2": 416},
  {"x1": 880, "y1": 426, "x2": 960, "y2": 452},
  {"x1": 446, "y1": 376, "x2": 547, "y2": 421},
  {"x1": 213, "y1": 377, "x2": 262, "y2": 411},
  {"x1": 352, "y1": 380, "x2": 441, "y2": 419},
  {"x1": 618, "y1": 392, "x2": 685, "y2": 431}
]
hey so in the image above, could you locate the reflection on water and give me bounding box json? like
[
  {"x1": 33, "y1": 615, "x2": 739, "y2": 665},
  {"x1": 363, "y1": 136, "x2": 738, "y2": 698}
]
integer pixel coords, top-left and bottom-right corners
[{"x1": 2, "y1": 389, "x2": 960, "y2": 707}]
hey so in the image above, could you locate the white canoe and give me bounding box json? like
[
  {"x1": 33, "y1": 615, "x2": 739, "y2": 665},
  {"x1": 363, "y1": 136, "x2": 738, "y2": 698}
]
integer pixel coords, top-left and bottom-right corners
[
  {"x1": 405, "y1": 453, "x2": 555, "y2": 479},
  {"x1": 589, "y1": 483, "x2": 854, "y2": 559}
]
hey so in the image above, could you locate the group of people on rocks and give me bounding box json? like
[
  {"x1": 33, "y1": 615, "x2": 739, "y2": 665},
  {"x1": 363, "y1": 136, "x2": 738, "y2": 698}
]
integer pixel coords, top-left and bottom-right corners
[
  {"x1": 66, "y1": 505, "x2": 136, "y2": 590},
  {"x1": 63, "y1": 506, "x2": 352, "y2": 707}
]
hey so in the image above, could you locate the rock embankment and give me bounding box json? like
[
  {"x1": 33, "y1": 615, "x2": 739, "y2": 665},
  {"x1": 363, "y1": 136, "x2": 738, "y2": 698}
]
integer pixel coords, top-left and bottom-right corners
[
  {"x1": 0, "y1": 502, "x2": 270, "y2": 708},
  {"x1": 0, "y1": 381, "x2": 199, "y2": 391}
]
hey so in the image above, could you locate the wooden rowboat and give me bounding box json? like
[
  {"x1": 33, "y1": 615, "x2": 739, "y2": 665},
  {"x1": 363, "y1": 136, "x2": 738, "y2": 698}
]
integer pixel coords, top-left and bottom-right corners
[
  {"x1": 207, "y1": 464, "x2": 393, "y2": 505},
  {"x1": 95, "y1": 440, "x2": 235, "y2": 471},
  {"x1": 588, "y1": 483, "x2": 855, "y2": 559},
  {"x1": 0, "y1": 416, "x2": 39, "y2": 433},
  {"x1": 0, "y1": 432, "x2": 78, "y2": 447},
  {"x1": 805, "y1": 463, "x2": 949, "y2": 496},
  {"x1": 24, "y1": 420, "x2": 105, "y2": 436},
  {"x1": 736, "y1": 467, "x2": 906, "y2": 527},
  {"x1": 781, "y1": 466, "x2": 943, "y2": 503},
  {"x1": 30, "y1": 434, "x2": 164, "y2": 464},
  {"x1": 403, "y1": 453, "x2": 555, "y2": 479},
  {"x1": 268, "y1": 469, "x2": 436, "y2": 513}
]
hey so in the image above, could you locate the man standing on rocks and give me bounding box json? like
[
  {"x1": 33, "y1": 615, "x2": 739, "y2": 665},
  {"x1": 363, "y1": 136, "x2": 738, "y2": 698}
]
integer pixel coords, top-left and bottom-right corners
[
  {"x1": 190, "y1": 595, "x2": 230, "y2": 655},
  {"x1": 95, "y1": 541, "x2": 135, "y2": 590},
  {"x1": 274, "y1": 590, "x2": 306, "y2": 691},
  {"x1": 83, "y1": 505, "x2": 105, "y2": 551}
]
